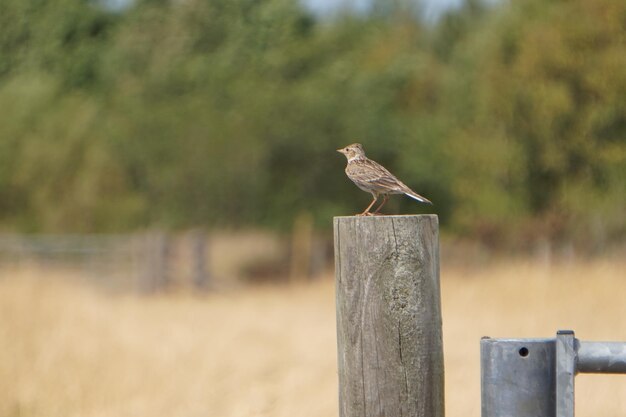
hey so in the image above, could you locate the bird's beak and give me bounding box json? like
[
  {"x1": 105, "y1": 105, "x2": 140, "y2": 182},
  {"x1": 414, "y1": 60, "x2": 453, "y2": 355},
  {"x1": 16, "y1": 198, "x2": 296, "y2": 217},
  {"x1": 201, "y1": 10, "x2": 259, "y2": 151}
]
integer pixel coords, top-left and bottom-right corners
[{"x1": 337, "y1": 148, "x2": 345, "y2": 154}]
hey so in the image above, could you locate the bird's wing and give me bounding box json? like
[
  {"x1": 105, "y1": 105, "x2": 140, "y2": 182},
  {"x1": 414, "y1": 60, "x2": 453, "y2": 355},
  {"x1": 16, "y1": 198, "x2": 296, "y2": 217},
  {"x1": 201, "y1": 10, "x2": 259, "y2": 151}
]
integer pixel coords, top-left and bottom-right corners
[{"x1": 346, "y1": 159, "x2": 407, "y2": 193}]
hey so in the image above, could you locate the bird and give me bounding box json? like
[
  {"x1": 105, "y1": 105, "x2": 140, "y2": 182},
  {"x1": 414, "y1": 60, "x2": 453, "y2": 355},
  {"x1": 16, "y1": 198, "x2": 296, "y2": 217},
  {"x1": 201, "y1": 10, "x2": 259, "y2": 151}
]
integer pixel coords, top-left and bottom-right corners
[{"x1": 337, "y1": 143, "x2": 432, "y2": 216}]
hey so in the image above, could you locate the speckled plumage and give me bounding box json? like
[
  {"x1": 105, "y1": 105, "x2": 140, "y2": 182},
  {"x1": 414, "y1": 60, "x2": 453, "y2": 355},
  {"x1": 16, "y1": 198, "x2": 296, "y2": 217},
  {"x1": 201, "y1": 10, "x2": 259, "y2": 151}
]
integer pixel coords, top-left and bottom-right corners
[{"x1": 337, "y1": 143, "x2": 432, "y2": 216}]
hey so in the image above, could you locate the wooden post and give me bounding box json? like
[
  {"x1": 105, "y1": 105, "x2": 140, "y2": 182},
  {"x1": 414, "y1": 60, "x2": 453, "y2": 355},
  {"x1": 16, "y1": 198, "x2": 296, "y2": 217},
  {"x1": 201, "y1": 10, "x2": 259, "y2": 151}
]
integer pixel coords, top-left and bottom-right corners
[
  {"x1": 334, "y1": 215, "x2": 444, "y2": 417},
  {"x1": 140, "y1": 231, "x2": 170, "y2": 293},
  {"x1": 290, "y1": 211, "x2": 314, "y2": 283},
  {"x1": 190, "y1": 230, "x2": 210, "y2": 291}
]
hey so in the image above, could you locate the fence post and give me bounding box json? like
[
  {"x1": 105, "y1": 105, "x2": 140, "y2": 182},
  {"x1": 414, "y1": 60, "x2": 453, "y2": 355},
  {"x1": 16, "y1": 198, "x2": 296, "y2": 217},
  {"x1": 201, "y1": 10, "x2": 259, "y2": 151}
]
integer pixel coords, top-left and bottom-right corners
[
  {"x1": 190, "y1": 230, "x2": 210, "y2": 291},
  {"x1": 290, "y1": 211, "x2": 314, "y2": 283},
  {"x1": 333, "y1": 215, "x2": 444, "y2": 417},
  {"x1": 140, "y1": 231, "x2": 170, "y2": 293}
]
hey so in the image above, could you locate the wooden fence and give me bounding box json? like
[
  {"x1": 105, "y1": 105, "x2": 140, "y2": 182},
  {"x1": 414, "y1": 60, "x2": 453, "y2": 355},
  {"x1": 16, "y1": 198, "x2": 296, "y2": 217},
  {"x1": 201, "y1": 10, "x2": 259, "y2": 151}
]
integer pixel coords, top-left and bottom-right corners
[
  {"x1": 0, "y1": 232, "x2": 209, "y2": 292},
  {"x1": 0, "y1": 226, "x2": 332, "y2": 292}
]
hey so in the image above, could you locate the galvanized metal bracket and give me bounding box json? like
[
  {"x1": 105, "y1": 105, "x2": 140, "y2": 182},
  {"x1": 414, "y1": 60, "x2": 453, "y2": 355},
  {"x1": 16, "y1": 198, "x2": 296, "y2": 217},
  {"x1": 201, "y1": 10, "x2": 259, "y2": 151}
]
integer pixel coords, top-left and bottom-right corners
[{"x1": 481, "y1": 330, "x2": 626, "y2": 417}]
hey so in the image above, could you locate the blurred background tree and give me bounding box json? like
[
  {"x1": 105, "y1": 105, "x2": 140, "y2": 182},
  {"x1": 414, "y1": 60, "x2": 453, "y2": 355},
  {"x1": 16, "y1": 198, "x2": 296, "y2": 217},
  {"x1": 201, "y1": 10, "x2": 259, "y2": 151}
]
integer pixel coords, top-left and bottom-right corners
[{"x1": 0, "y1": 0, "x2": 624, "y2": 250}]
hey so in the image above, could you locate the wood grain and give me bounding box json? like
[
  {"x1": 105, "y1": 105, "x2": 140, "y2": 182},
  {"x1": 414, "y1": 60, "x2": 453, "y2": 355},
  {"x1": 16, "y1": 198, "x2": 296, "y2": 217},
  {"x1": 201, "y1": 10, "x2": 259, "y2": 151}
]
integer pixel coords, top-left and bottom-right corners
[{"x1": 334, "y1": 215, "x2": 444, "y2": 417}]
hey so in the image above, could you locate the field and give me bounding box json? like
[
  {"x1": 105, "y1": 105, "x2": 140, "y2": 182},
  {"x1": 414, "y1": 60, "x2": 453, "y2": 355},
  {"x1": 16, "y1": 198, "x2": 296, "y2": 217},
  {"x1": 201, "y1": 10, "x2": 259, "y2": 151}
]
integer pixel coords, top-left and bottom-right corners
[{"x1": 2, "y1": 257, "x2": 626, "y2": 417}]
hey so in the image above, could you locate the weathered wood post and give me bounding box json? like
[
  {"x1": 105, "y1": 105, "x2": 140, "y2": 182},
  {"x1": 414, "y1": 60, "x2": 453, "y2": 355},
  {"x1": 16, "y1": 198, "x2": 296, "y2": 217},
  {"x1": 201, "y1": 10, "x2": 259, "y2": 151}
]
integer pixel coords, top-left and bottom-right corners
[
  {"x1": 190, "y1": 230, "x2": 210, "y2": 291},
  {"x1": 140, "y1": 231, "x2": 170, "y2": 293},
  {"x1": 334, "y1": 214, "x2": 444, "y2": 417},
  {"x1": 290, "y1": 211, "x2": 314, "y2": 283}
]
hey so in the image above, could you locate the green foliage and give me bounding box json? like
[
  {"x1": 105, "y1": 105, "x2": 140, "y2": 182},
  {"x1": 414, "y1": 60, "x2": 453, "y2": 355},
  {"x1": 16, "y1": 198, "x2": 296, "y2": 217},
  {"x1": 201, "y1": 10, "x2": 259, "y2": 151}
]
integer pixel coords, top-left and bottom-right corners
[
  {"x1": 0, "y1": 0, "x2": 624, "y2": 249},
  {"x1": 440, "y1": 0, "x2": 626, "y2": 246}
]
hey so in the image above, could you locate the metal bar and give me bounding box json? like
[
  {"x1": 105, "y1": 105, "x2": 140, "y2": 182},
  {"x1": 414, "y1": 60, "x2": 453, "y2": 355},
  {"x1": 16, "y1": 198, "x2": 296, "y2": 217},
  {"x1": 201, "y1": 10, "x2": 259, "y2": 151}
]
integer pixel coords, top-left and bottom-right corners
[
  {"x1": 555, "y1": 330, "x2": 575, "y2": 417},
  {"x1": 577, "y1": 342, "x2": 626, "y2": 374}
]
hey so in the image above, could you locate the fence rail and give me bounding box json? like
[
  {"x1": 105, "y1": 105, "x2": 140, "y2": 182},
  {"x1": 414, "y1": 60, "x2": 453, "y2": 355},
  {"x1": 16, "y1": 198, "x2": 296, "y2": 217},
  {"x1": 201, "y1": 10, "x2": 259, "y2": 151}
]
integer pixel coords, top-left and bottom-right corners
[{"x1": 0, "y1": 232, "x2": 210, "y2": 293}]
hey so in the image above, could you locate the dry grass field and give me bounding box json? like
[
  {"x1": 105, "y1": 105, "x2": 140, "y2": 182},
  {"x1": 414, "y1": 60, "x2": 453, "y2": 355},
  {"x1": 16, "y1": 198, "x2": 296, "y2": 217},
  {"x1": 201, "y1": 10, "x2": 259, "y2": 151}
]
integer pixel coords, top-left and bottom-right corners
[{"x1": 1, "y1": 257, "x2": 626, "y2": 417}]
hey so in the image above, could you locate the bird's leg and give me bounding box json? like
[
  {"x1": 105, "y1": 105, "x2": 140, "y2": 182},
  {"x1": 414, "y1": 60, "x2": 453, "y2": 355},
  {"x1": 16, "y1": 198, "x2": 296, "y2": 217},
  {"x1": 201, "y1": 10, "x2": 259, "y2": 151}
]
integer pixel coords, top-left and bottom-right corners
[
  {"x1": 358, "y1": 195, "x2": 378, "y2": 216},
  {"x1": 372, "y1": 195, "x2": 389, "y2": 214}
]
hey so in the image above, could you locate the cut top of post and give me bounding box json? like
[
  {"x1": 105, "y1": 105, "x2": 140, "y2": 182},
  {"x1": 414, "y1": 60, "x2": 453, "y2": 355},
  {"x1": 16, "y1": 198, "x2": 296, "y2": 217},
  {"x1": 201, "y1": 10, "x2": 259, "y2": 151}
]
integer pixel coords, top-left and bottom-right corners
[
  {"x1": 333, "y1": 215, "x2": 439, "y2": 253},
  {"x1": 333, "y1": 214, "x2": 438, "y2": 221}
]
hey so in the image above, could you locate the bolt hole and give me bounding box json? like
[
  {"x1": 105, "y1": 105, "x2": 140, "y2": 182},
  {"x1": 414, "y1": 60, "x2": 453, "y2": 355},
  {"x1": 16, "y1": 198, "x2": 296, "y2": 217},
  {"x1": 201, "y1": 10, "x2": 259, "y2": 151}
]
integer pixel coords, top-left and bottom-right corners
[{"x1": 519, "y1": 347, "x2": 529, "y2": 357}]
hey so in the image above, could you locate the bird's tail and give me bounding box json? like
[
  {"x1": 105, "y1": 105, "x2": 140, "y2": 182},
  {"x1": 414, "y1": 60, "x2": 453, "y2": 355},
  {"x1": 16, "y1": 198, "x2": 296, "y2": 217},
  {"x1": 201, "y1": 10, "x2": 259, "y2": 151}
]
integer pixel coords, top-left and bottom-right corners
[{"x1": 404, "y1": 190, "x2": 432, "y2": 205}]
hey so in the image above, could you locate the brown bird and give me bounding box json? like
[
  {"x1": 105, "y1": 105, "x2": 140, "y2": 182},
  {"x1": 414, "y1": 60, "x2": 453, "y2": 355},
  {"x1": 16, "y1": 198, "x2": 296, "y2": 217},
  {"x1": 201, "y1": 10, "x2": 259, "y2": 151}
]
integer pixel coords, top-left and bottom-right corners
[{"x1": 337, "y1": 143, "x2": 432, "y2": 216}]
